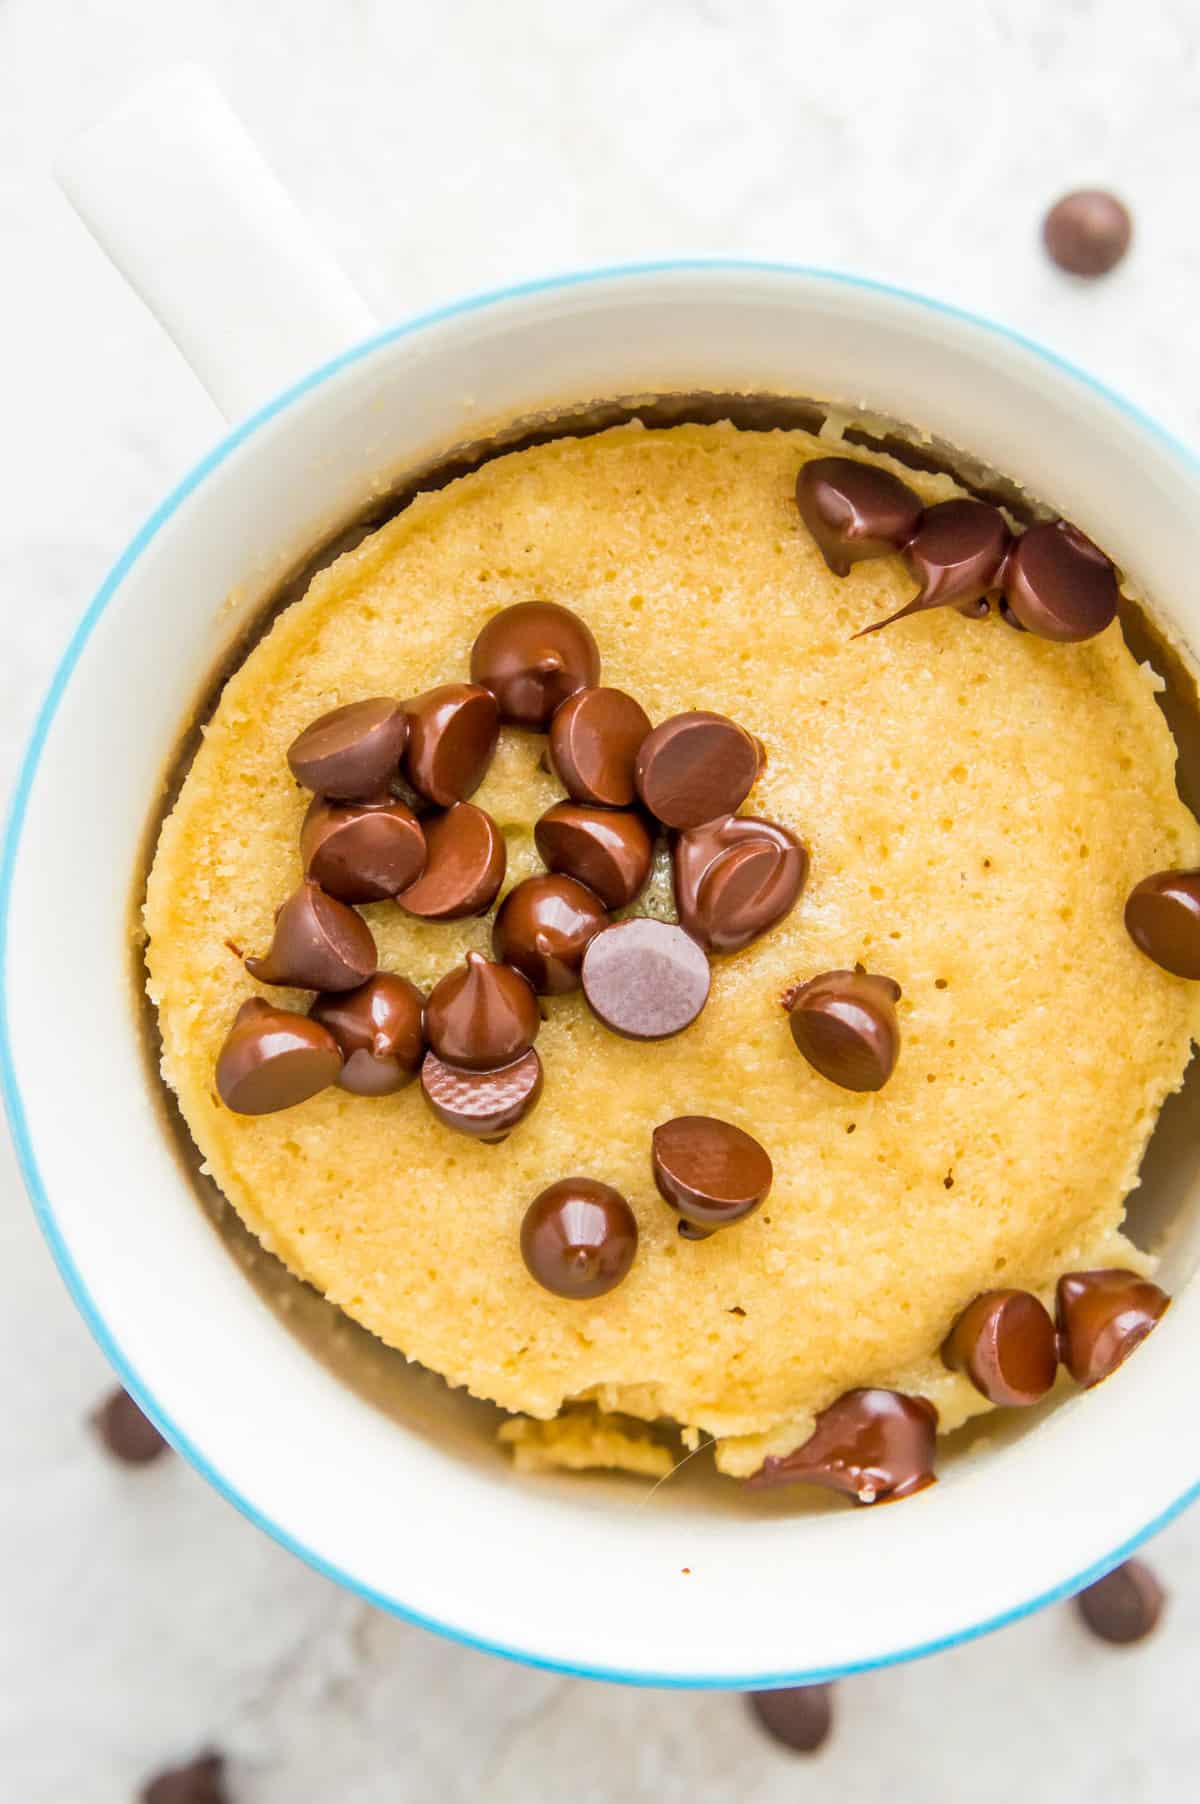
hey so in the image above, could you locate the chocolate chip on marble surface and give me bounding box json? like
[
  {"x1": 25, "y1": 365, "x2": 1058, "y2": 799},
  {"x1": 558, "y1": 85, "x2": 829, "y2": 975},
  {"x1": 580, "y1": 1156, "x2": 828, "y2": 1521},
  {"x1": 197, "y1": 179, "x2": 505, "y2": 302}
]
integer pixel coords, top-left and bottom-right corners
[
  {"x1": 580, "y1": 918, "x2": 711, "y2": 1038},
  {"x1": 470, "y1": 601, "x2": 600, "y2": 728},
  {"x1": 286, "y1": 698, "x2": 408, "y2": 799},
  {"x1": 300, "y1": 795, "x2": 426, "y2": 903},
  {"x1": 1124, "y1": 869, "x2": 1200, "y2": 978},
  {"x1": 493, "y1": 873, "x2": 609, "y2": 994},
  {"x1": 795, "y1": 456, "x2": 924, "y2": 576},
  {"x1": 424, "y1": 951, "x2": 540, "y2": 1071},
  {"x1": 749, "y1": 1388, "x2": 938, "y2": 1503},
  {"x1": 215, "y1": 998, "x2": 344, "y2": 1114},
  {"x1": 420, "y1": 1047, "x2": 543, "y2": 1141},
  {"x1": 547, "y1": 686, "x2": 652, "y2": 807},
  {"x1": 652, "y1": 1115, "x2": 772, "y2": 1233},
  {"x1": 1055, "y1": 1268, "x2": 1170, "y2": 1387},
  {"x1": 310, "y1": 973, "x2": 425, "y2": 1096},
  {"x1": 941, "y1": 1289, "x2": 1059, "y2": 1406},
  {"x1": 534, "y1": 802, "x2": 654, "y2": 910},
  {"x1": 1001, "y1": 520, "x2": 1118, "y2": 641},
  {"x1": 673, "y1": 813, "x2": 807, "y2": 953},
  {"x1": 1075, "y1": 1559, "x2": 1165, "y2": 1645},
  {"x1": 244, "y1": 879, "x2": 377, "y2": 991},
  {"x1": 92, "y1": 1386, "x2": 169, "y2": 1465},
  {"x1": 140, "y1": 1750, "x2": 229, "y2": 1804},
  {"x1": 634, "y1": 711, "x2": 761, "y2": 830},
  {"x1": 746, "y1": 1685, "x2": 835, "y2": 1755},
  {"x1": 395, "y1": 802, "x2": 506, "y2": 920},
  {"x1": 403, "y1": 682, "x2": 500, "y2": 807},
  {"x1": 520, "y1": 1177, "x2": 639, "y2": 1298},
  {"x1": 857, "y1": 499, "x2": 1011, "y2": 636},
  {"x1": 1043, "y1": 190, "x2": 1132, "y2": 277},
  {"x1": 783, "y1": 968, "x2": 901, "y2": 1092}
]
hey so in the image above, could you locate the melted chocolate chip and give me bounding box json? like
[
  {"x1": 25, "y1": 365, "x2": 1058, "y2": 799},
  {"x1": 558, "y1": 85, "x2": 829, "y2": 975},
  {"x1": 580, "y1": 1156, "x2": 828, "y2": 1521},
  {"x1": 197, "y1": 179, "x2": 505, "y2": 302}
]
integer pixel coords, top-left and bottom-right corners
[
  {"x1": 580, "y1": 918, "x2": 711, "y2": 1039},
  {"x1": 395, "y1": 802, "x2": 506, "y2": 920},
  {"x1": 141, "y1": 1751, "x2": 229, "y2": 1804},
  {"x1": 420, "y1": 1047, "x2": 543, "y2": 1141},
  {"x1": 424, "y1": 951, "x2": 540, "y2": 1071},
  {"x1": 93, "y1": 1386, "x2": 169, "y2": 1465},
  {"x1": 1043, "y1": 190, "x2": 1132, "y2": 277},
  {"x1": 749, "y1": 1389, "x2": 938, "y2": 1503},
  {"x1": 1125, "y1": 869, "x2": 1200, "y2": 978},
  {"x1": 857, "y1": 500, "x2": 1011, "y2": 636},
  {"x1": 470, "y1": 601, "x2": 600, "y2": 728},
  {"x1": 493, "y1": 874, "x2": 609, "y2": 994},
  {"x1": 300, "y1": 795, "x2": 426, "y2": 902},
  {"x1": 245, "y1": 880, "x2": 377, "y2": 991},
  {"x1": 747, "y1": 1686, "x2": 834, "y2": 1755},
  {"x1": 548, "y1": 686, "x2": 652, "y2": 807},
  {"x1": 287, "y1": 698, "x2": 408, "y2": 799},
  {"x1": 403, "y1": 683, "x2": 500, "y2": 806},
  {"x1": 1075, "y1": 1560, "x2": 1165, "y2": 1645},
  {"x1": 215, "y1": 997, "x2": 343, "y2": 1114},
  {"x1": 673, "y1": 814, "x2": 807, "y2": 953},
  {"x1": 1001, "y1": 521, "x2": 1118, "y2": 641},
  {"x1": 941, "y1": 1289, "x2": 1059, "y2": 1406},
  {"x1": 520, "y1": 1177, "x2": 639, "y2": 1298},
  {"x1": 783, "y1": 968, "x2": 901, "y2": 1092},
  {"x1": 634, "y1": 711, "x2": 760, "y2": 830},
  {"x1": 652, "y1": 1115, "x2": 772, "y2": 1232},
  {"x1": 795, "y1": 456, "x2": 923, "y2": 577},
  {"x1": 1056, "y1": 1268, "x2": 1170, "y2": 1387},
  {"x1": 534, "y1": 802, "x2": 654, "y2": 910},
  {"x1": 310, "y1": 973, "x2": 425, "y2": 1095}
]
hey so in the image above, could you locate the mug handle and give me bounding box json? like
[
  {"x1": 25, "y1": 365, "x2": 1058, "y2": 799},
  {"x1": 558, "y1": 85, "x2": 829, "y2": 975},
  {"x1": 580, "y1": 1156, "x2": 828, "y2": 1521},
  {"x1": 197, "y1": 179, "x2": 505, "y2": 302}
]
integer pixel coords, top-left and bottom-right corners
[{"x1": 55, "y1": 64, "x2": 378, "y2": 425}]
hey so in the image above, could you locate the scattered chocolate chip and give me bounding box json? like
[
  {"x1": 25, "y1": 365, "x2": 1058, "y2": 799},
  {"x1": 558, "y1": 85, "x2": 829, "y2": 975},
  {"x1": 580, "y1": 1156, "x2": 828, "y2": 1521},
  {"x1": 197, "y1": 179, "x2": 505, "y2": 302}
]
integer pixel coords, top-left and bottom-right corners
[
  {"x1": 1125, "y1": 869, "x2": 1200, "y2": 978},
  {"x1": 652, "y1": 1115, "x2": 772, "y2": 1232},
  {"x1": 420, "y1": 1047, "x2": 543, "y2": 1141},
  {"x1": 580, "y1": 918, "x2": 711, "y2": 1038},
  {"x1": 1075, "y1": 1559, "x2": 1165, "y2": 1645},
  {"x1": 403, "y1": 682, "x2": 500, "y2": 807},
  {"x1": 998, "y1": 598, "x2": 1028, "y2": 632},
  {"x1": 634, "y1": 711, "x2": 761, "y2": 830},
  {"x1": 941, "y1": 1289, "x2": 1059, "y2": 1406},
  {"x1": 310, "y1": 973, "x2": 425, "y2": 1095},
  {"x1": 287, "y1": 698, "x2": 408, "y2": 799},
  {"x1": 747, "y1": 1685, "x2": 835, "y2": 1755},
  {"x1": 795, "y1": 456, "x2": 924, "y2": 577},
  {"x1": 520, "y1": 1177, "x2": 639, "y2": 1298},
  {"x1": 1056, "y1": 1268, "x2": 1170, "y2": 1387},
  {"x1": 245, "y1": 879, "x2": 377, "y2": 991},
  {"x1": 424, "y1": 951, "x2": 540, "y2": 1071},
  {"x1": 395, "y1": 802, "x2": 506, "y2": 920},
  {"x1": 857, "y1": 500, "x2": 1011, "y2": 636},
  {"x1": 783, "y1": 968, "x2": 901, "y2": 1092},
  {"x1": 548, "y1": 686, "x2": 652, "y2": 806},
  {"x1": 470, "y1": 601, "x2": 600, "y2": 728},
  {"x1": 1001, "y1": 520, "x2": 1118, "y2": 641},
  {"x1": 673, "y1": 814, "x2": 807, "y2": 953},
  {"x1": 749, "y1": 1389, "x2": 938, "y2": 1503},
  {"x1": 535, "y1": 802, "x2": 654, "y2": 910},
  {"x1": 1043, "y1": 190, "x2": 1132, "y2": 277},
  {"x1": 215, "y1": 997, "x2": 343, "y2": 1113},
  {"x1": 93, "y1": 1386, "x2": 169, "y2": 1465},
  {"x1": 493, "y1": 874, "x2": 609, "y2": 994},
  {"x1": 140, "y1": 1751, "x2": 229, "y2": 1804},
  {"x1": 300, "y1": 795, "x2": 426, "y2": 902}
]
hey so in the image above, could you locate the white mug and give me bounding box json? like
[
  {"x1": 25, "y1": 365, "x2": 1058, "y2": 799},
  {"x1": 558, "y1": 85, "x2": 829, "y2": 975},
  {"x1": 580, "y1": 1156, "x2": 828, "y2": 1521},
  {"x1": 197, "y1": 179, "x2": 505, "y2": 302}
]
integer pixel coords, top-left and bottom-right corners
[{"x1": 9, "y1": 66, "x2": 1200, "y2": 1687}]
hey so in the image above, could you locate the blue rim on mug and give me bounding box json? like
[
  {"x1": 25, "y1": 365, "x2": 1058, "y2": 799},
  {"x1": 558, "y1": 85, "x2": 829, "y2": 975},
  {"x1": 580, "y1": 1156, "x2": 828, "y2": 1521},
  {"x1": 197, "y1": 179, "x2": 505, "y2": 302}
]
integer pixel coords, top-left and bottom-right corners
[{"x1": 3, "y1": 259, "x2": 1199, "y2": 1688}]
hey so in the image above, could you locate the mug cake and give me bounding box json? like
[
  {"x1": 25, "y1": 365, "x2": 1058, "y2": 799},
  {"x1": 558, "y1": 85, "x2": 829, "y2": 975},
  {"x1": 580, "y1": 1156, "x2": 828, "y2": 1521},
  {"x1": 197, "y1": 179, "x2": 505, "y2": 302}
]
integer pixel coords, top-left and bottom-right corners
[{"x1": 143, "y1": 418, "x2": 1200, "y2": 1500}]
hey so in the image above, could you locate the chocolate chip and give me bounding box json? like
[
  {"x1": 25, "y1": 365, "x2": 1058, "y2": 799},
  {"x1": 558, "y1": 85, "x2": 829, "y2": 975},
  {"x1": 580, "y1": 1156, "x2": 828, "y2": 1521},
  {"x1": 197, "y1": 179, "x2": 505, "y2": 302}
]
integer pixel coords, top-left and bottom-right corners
[
  {"x1": 580, "y1": 918, "x2": 711, "y2": 1038},
  {"x1": 93, "y1": 1386, "x2": 169, "y2": 1464},
  {"x1": 245, "y1": 879, "x2": 377, "y2": 991},
  {"x1": 548, "y1": 686, "x2": 652, "y2": 806},
  {"x1": 673, "y1": 814, "x2": 807, "y2": 953},
  {"x1": 520, "y1": 1177, "x2": 639, "y2": 1298},
  {"x1": 634, "y1": 711, "x2": 760, "y2": 830},
  {"x1": 1125, "y1": 869, "x2": 1200, "y2": 978},
  {"x1": 1075, "y1": 1560, "x2": 1165, "y2": 1645},
  {"x1": 1043, "y1": 190, "x2": 1132, "y2": 277},
  {"x1": 287, "y1": 698, "x2": 408, "y2": 799},
  {"x1": 424, "y1": 951, "x2": 540, "y2": 1071},
  {"x1": 534, "y1": 802, "x2": 654, "y2": 910},
  {"x1": 795, "y1": 456, "x2": 923, "y2": 577},
  {"x1": 1056, "y1": 1268, "x2": 1170, "y2": 1387},
  {"x1": 140, "y1": 1751, "x2": 228, "y2": 1804},
  {"x1": 420, "y1": 1047, "x2": 543, "y2": 1141},
  {"x1": 310, "y1": 973, "x2": 425, "y2": 1095},
  {"x1": 652, "y1": 1115, "x2": 772, "y2": 1232},
  {"x1": 783, "y1": 968, "x2": 901, "y2": 1092},
  {"x1": 300, "y1": 795, "x2": 426, "y2": 902},
  {"x1": 857, "y1": 499, "x2": 1011, "y2": 636},
  {"x1": 395, "y1": 802, "x2": 506, "y2": 920},
  {"x1": 215, "y1": 997, "x2": 343, "y2": 1113},
  {"x1": 470, "y1": 601, "x2": 600, "y2": 728},
  {"x1": 1001, "y1": 520, "x2": 1118, "y2": 641},
  {"x1": 403, "y1": 683, "x2": 500, "y2": 807},
  {"x1": 941, "y1": 1289, "x2": 1059, "y2": 1406},
  {"x1": 493, "y1": 874, "x2": 609, "y2": 994},
  {"x1": 747, "y1": 1685, "x2": 834, "y2": 1755},
  {"x1": 749, "y1": 1389, "x2": 938, "y2": 1503}
]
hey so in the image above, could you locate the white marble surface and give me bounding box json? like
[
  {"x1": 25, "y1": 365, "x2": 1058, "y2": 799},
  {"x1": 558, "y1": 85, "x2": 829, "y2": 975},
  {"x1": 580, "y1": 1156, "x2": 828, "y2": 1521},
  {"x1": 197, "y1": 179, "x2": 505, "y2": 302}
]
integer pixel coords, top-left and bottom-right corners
[{"x1": 4, "y1": 0, "x2": 1200, "y2": 1796}]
